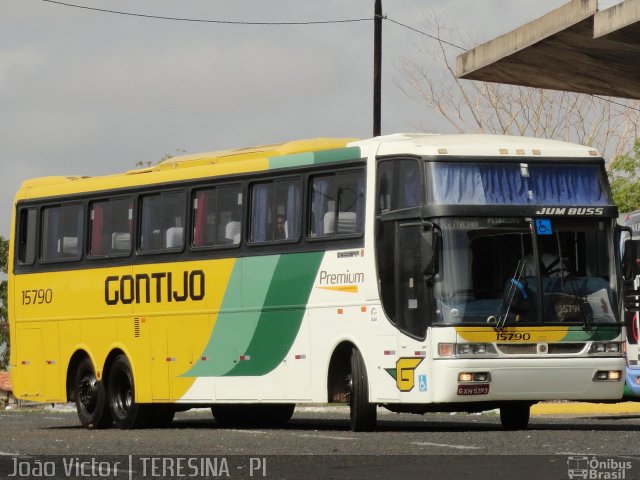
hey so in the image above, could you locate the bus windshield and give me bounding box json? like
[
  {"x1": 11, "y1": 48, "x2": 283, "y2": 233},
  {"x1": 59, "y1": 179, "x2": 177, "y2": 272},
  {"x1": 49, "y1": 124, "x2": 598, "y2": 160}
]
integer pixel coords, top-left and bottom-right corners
[{"x1": 433, "y1": 217, "x2": 619, "y2": 326}]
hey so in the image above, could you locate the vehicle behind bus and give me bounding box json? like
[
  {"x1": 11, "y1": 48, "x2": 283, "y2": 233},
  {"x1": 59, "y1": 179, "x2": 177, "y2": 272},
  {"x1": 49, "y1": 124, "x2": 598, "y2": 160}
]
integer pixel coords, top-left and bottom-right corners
[{"x1": 621, "y1": 211, "x2": 640, "y2": 397}]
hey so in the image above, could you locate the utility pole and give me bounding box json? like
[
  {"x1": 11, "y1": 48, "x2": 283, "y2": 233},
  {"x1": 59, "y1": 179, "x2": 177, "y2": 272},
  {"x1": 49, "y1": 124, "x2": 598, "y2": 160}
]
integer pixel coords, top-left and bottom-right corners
[{"x1": 373, "y1": 0, "x2": 382, "y2": 137}]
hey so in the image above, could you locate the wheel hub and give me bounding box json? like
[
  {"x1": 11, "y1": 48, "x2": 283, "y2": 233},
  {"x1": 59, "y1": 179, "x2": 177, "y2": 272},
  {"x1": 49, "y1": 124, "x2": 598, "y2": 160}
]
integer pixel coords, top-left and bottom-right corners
[{"x1": 78, "y1": 377, "x2": 98, "y2": 410}]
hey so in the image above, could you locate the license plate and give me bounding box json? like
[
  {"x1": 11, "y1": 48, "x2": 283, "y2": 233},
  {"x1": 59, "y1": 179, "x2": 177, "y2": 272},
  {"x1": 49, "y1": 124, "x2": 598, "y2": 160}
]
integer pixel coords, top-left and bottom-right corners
[{"x1": 457, "y1": 384, "x2": 490, "y2": 396}]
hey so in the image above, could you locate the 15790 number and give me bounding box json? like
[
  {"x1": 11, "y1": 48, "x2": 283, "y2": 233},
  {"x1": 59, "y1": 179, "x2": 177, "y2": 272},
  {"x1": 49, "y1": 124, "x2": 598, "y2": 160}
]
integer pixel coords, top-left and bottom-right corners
[
  {"x1": 21, "y1": 289, "x2": 53, "y2": 305},
  {"x1": 495, "y1": 332, "x2": 531, "y2": 341}
]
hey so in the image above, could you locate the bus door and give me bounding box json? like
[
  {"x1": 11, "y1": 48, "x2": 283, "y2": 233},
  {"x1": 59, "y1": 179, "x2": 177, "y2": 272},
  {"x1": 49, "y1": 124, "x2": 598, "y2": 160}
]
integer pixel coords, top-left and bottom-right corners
[
  {"x1": 375, "y1": 218, "x2": 434, "y2": 400},
  {"x1": 375, "y1": 159, "x2": 431, "y2": 400}
]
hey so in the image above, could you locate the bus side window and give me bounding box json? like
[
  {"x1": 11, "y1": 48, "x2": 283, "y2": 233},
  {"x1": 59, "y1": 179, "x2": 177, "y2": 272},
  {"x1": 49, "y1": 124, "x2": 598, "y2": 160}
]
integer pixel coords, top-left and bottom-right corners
[
  {"x1": 192, "y1": 184, "x2": 243, "y2": 248},
  {"x1": 17, "y1": 208, "x2": 37, "y2": 265},
  {"x1": 376, "y1": 159, "x2": 421, "y2": 214},
  {"x1": 40, "y1": 204, "x2": 84, "y2": 262},
  {"x1": 249, "y1": 178, "x2": 301, "y2": 244},
  {"x1": 309, "y1": 171, "x2": 364, "y2": 238},
  {"x1": 139, "y1": 191, "x2": 186, "y2": 252},
  {"x1": 88, "y1": 197, "x2": 133, "y2": 257}
]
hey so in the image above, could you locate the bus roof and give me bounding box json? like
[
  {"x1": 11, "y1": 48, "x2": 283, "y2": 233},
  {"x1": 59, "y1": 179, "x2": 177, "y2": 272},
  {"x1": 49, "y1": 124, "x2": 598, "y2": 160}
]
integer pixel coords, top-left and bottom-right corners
[
  {"x1": 360, "y1": 133, "x2": 601, "y2": 158},
  {"x1": 15, "y1": 137, "x2": 356, "y2": 201},
  {"x1": 15, "y1": 133, "x2": 602, "y2": 201}
]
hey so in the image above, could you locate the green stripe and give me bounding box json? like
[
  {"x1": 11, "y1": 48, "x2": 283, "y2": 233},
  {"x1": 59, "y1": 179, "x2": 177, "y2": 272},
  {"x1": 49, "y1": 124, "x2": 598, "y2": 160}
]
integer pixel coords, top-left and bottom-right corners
[
  {"x1": 185, "y1": 252, "x2": 324, "y2": 377},
  {"x1": 185, "y1": 256, "x2": 280, "y2": 377},
  {"x1": 225, "y1": 252, "x2": 324, "y2": 376},
  {"x1": 268, "y1": 152, "x2": 315, "y2": 169},
  {"x1": 268, "y1": 147, "x2": 361, "y2": 170},
  {"x1": 312, "y1": 146, "x2": 361, "y2": 164},
  {"x1": 563, "y1": 326, "x2": 620, "y2": 341}
]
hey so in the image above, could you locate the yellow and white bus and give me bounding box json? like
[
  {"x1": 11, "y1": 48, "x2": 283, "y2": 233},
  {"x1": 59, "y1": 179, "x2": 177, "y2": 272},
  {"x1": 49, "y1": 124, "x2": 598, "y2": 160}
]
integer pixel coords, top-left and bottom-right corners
[{"x1": 9, "y1": 134, "x2": 640, "y2": 431}]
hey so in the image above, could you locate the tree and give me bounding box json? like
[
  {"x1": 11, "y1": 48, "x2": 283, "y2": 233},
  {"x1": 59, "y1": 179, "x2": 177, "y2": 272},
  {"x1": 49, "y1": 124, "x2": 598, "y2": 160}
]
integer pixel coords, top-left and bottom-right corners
[
  {"x1": 135, "y1": 148, "x2": 186, "y2": 168},
  {"x1": 609, "y1": 139, "x2": 640, "y2": 212},
  {"x1": 0, "y1": 236, "x2": 8, "y2": 370},
  {"x1": 397, "y1": 14, "x2": 640, "y2": 209}
]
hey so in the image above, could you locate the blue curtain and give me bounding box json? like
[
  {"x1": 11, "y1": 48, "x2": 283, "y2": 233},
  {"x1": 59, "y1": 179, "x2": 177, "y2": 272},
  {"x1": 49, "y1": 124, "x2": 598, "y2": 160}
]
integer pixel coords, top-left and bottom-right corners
[
  {"x1": 401, "y1": 163, "x2": 421, "y2": 208},
  {"x1": 312, "y1": 178, "x2": 331, "y2": 235},
  {"x1": 431, "y1": 163, "x2": 608, "y2": 206},
  {"x1": 355, "y1": 176, "x2": 365, "y2": 233},
  {"x1": 479, "y1": 164, "x2": 527, "y2": 204},
  {"x1": 286, "y1": 182, "x2": 301, "y2": 239},
  {"x1": 432, "y1": 164, "x2": 487, "y2": 204},
  {"x1": 528, "y1": 164, "x2": 607, "y2": 205},
  {"x1": 251, "y1": 184, "x2": 270, "y2": 242}
]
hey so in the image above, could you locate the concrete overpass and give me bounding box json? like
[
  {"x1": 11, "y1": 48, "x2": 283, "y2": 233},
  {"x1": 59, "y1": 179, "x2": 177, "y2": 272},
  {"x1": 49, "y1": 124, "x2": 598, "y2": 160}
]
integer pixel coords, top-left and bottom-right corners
[{"x1": 457, "y1": 0, "x2": 640, "y2": 99}]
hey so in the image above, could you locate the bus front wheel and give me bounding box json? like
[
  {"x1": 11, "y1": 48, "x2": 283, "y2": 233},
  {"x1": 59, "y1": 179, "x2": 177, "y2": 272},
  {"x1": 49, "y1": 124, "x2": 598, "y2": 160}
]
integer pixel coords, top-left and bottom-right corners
[
  {"x1": 107, "y1": 355, "x2": 150, "y2": 429},
  {"x1": 348, "y1": 347, "x2": 377, "y2": 432},
  {"x1": 74, "y1": 357, "x2": 112, "y2": 429},
  {"x1": 500, "y1": 403, "x2": 530, "y2": 430}
]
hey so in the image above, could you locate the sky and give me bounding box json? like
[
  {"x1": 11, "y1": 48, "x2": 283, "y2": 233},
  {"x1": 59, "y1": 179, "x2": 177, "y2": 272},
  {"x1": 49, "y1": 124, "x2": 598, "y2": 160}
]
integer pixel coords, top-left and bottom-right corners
[{"x1": 0, "y1": 0, "x2": 622, "y2": 238}]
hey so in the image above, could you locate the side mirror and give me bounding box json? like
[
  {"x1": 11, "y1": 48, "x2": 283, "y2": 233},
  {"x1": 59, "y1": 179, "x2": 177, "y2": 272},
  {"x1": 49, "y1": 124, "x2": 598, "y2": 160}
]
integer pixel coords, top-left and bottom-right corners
[
  {"x1": 421, "y1": 222, "x2": 440, "y2": 278},
  {"x1": 622, "y1": 239, "x2": 640, "y2": 281}
]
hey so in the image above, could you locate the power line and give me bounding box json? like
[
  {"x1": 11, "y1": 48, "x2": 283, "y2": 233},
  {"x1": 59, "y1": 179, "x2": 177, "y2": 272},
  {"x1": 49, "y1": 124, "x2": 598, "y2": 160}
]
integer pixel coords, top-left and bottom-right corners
[
  {"x1": 591, "y1": 94, "x2": 640, "y2": 113},
  {"x1": 39, "y1": 0, "x2": 640, "y2": 114},
  {"x1": 384, "y1": 17, "x2": 466, "y2": 51},
  {"x1": 40, "y1": 0, "x2": 374, "y2": 26},
  {"x1": 40, "y1": 1, "x2": 466, "y2": 49}
]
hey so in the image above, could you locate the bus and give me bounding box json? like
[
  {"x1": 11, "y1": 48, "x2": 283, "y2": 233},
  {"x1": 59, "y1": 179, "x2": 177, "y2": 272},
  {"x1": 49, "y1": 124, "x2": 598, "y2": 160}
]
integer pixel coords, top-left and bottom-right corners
[
  {"x1": 8, "y1": 133, "x2": 640, "y2": 431},
  {"x1": 621, "y1": 210, "x2": 640, "y2": 397}
]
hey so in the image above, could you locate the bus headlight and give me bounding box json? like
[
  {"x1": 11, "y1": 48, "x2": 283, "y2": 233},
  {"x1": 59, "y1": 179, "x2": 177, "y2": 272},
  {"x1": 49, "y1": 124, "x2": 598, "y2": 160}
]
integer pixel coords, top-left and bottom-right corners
[
  {"x1": 588, "y1": 342, "x2": 622, "y2": 354},
  {"x1": 458, "y1": 372, "x2": 491, "y2": 382},
  {"x1": 456, "y1": 343, "x2": 496, "y2": 356},
  {"x1": 437, "y1": 343, "x2": 497, "y2": 357},
  {"x1": 593, "y1": 370, "x2": 622, "y2": 381}
]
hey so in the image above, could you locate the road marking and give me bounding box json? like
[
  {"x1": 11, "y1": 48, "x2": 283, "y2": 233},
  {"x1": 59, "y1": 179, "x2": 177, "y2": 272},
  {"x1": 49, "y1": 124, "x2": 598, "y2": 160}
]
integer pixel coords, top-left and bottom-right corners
[
  {"x1": 297, "y1": 434, "x2": 358, "y2": 441},
  {"x1": 0, "y1": 452, "x2": 21, "y2": 456},
  {"x1": 411, "y1": 442, "x2": 482, "y2": 450},
  {"x1": 227, "y1": 429, "x2": 267, "y2": 434}
]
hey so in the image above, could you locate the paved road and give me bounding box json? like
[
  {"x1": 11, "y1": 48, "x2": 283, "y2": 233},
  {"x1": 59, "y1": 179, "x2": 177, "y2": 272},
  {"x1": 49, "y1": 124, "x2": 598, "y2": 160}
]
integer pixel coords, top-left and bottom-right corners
[{"x1": 1, "y1": 405, "x2": 639, "y2": 479}]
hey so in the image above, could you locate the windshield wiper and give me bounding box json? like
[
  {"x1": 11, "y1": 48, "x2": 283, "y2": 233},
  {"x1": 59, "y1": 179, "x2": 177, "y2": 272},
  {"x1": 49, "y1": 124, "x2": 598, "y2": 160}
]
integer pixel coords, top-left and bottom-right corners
[
  {"x1": 556, "y1": 261, "x2": 594, "y2": 330},
  {"x1": 492, "y1": 259, "x2": 527, "y2": 331}
]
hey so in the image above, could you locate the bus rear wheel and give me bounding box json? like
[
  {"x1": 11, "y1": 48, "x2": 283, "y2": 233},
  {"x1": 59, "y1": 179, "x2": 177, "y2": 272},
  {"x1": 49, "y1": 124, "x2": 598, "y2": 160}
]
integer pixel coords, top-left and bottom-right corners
[
  {"x1": 500, "y1": 403, "x2": 531, "y2": 430},
  {"x1": 74, "y1": 357, "x2": 112, "y2": 429},
  {"x1": 348, "y1": 347, "x2": 377, "y2": 432},
  {"x1": 107, "y1": 355, "x2": 151, "y2": 429}
]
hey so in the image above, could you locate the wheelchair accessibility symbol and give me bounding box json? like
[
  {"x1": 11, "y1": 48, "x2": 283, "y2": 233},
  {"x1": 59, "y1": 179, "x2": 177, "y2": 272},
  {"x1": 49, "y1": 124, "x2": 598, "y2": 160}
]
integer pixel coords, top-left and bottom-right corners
[
  {"x1": 535, "y1": 218, "x2": 553, "y2": 235},
  {"x1": 418, "y1": 375, "x2": 428, "y2": 392}
]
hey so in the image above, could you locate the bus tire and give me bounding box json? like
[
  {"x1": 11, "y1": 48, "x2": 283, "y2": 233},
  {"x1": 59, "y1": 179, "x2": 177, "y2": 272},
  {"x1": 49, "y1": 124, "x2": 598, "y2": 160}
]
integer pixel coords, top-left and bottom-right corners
[
  {"x1": 107, "y1": 355, "x2": 151, "y2": 429},
  {"x1": 349, "y1": 347, "x2": 377, "y2": 432},
  {"x1": 500, "y1": 403, "x2": 530, "y2": 430},
  {"x1": 74, "y1": 357, "x2": 112, "y2": 429}
]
